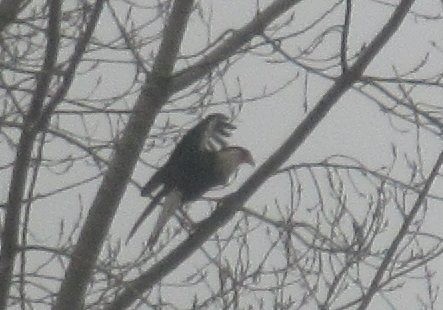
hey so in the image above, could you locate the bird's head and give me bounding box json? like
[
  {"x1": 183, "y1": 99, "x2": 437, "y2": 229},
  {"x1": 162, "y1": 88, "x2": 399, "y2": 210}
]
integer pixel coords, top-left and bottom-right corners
[
  {"x1": 226, "y1": 146, "x2": 255, "y2": 167},
  {"x1": 216, "y1": 146, "x2": 255, "y2": 184}
]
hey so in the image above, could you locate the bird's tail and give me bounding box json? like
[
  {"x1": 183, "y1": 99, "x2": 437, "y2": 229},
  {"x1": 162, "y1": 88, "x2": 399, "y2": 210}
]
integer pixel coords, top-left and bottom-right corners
[
  {"x1": 126, "y1": 187, "x2": 169, "y2": 245},
  {"x1": 141, "y1": 170, "x2": 164, "y2": 197},
  {"x1": 147, "y1": 189, "x2": 182, "y2": 249}
]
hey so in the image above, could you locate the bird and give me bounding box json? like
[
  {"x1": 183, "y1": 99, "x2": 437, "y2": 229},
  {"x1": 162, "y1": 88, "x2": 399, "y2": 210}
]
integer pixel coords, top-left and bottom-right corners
[
  {"x1": 140, "y1": 113, "x2": 235, "y2": 198},
  {"x1": 142, "y1": 145, "x2": 254, "y2": 248},
  {"x1": 126, "y1": 114, "x2": 238, "y2": 244}
]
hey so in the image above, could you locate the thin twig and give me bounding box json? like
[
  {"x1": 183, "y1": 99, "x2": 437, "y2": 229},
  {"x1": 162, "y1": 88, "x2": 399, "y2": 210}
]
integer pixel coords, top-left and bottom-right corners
[{"x1": 341, "y1": 0, "x2": 352, "y2": 73}]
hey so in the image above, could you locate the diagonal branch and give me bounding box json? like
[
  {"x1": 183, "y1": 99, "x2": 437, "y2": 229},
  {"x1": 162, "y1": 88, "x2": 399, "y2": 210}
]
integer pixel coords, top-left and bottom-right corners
[
  {"x1": 108, "y1": 0, "x2": 416, "y2": 308},
  {"x1": 53, "y1": 1, "x2": 196, "y2": 309},
  {"x1": 38, "y1": 0, "x2": 106, "y2": 129},
  {"x1": 340, "y1": 0, "x2": 352, "y2": 73},
  {"x1": 170, "y1": 0, "x2": 302, "y2": 93}
]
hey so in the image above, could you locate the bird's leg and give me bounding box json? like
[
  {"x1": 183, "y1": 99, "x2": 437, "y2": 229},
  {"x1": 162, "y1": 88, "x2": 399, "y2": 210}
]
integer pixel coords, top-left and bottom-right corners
[
  {"x1": 175, "y1": 209, "x2": 195, "y2": 233},
  {"x1": 203, "y1": 195, "x2": 224, "y2": 201}
]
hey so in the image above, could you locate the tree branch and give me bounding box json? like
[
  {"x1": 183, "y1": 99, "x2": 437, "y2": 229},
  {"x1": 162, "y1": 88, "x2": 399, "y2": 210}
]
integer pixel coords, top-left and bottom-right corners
[
  {"x1": 38, "y1": 0, "x2": 106, "y2": 129},
  {"x1": 170, "y1": 0, "x2": 302, "y2": 93},
  {"x1": 340, "y1": 0, "x2": 352, "y2": 73},
  {"x1": 53, "y1": 1, "x2": 196, "y2": 309},
  {"x1": 0, "y1": 0, "x2": 61, "y2": 307}
]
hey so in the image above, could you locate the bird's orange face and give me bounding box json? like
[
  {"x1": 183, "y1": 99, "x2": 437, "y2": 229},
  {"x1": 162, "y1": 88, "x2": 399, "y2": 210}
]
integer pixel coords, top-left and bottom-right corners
[
  {"x1": 222, "y1": 146, "x2": 255, "y2": 168},
  {"x1": 239, "y1": 148, "x2": 255, "y2": 167}
]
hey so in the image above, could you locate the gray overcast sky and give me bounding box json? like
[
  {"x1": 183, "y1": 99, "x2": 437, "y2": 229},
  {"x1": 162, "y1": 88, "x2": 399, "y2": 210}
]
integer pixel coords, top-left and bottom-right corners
[{"x1": 2, "y1": 0, "x2": 443, "y2": 309}]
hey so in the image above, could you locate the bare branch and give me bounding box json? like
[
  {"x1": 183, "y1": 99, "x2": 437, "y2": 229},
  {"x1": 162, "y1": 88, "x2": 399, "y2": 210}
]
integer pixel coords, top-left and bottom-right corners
[
  {"x1": 341, "y1": 0, "x2": 352, "y2": 73},
  {"x1": 54, "y1": 1, "x2": 196, "y2": 309},
  {"x1": 38, "y1": 0, "x2": 106, "y2": 128},
  {"x1": 171, "y1": 0, "x2": 302, "y2": 93}
]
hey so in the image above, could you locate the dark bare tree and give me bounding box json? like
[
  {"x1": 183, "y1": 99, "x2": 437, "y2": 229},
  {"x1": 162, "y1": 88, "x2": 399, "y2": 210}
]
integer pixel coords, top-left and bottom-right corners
[{"x1": 1, "y1": 0, "x2": 443, "y2": 309}]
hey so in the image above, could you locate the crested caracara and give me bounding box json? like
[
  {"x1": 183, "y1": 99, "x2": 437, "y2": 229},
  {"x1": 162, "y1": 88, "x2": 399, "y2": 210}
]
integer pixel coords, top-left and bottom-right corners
[
  {"x1": 140, "y1": 113, "x2": 235, "y2": 198},
  {"x1": 143, "y1": 145, "x2": 254, "y2": 247},
  {"x1": 126, "y1": 114, "x2": 245, "y2": 244}
]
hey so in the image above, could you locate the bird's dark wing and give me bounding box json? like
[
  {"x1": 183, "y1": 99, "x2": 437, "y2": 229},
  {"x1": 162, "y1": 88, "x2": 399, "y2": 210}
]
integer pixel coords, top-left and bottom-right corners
[
  {"x1": 199, "y1": 114, "x2": 236, "y2": 151},
  {"x1": 180, "y1": 146, "x2": 254, "y2": 201},
  {"x1": 170, "y1": 114, "x2": 235, "y2": 160},
  {"x1": 178, "y1": 150, "x2": 218, "y2": 202}
]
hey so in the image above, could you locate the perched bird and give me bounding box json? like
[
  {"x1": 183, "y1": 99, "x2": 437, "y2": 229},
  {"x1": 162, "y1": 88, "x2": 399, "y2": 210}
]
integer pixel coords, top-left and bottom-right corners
[
  {"x1": 140, "y1": 113, "x2": 235, "y2": 198},
  {"x1": 126, "y1": 114, "x2": 237, "y2": 244},
  {"x1": 143, "y1": 145, "x2": 254, "y2": 247}
]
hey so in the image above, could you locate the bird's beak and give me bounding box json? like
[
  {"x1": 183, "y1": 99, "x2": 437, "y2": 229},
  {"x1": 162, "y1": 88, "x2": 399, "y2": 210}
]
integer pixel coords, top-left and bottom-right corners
[{"x1": 245, "y1": 153, "x2": 255, "y2": 167}]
